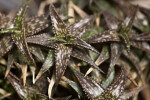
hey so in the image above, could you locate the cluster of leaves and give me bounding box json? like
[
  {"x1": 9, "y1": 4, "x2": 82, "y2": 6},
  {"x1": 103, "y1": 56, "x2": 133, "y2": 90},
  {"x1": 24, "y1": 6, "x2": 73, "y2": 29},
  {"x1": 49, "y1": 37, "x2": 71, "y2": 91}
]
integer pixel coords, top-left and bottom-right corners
[{"x1": 0, "y1": 0, "x2": 150, "y2": 100}]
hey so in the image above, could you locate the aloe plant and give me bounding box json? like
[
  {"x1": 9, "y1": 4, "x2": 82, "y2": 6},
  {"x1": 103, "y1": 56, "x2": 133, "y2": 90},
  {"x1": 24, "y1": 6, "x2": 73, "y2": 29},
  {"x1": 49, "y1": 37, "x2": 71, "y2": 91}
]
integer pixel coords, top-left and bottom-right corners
[{"x1": 0, "y1": 0, "x2": 149, "y2": 100}]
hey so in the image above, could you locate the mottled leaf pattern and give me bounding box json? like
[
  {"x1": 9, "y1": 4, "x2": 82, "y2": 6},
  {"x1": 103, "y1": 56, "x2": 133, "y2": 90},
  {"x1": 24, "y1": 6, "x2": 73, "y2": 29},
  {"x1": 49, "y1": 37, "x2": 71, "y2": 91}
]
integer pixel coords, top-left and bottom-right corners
[
  {"x1": 130, "y1": 41, "x2": 150, "y2": 54},
  {"x1": 73, "y1": 69, "x2": 104, "y2": 99},
  {"x1": 67, "y1": 37, "x2": 99, "y2": 54},
  {"x1": 99, "y1": 69, "x2": 127, "y2": 99},
  {"x1": 108, "y1": 43, "x2": 123, "y2": 76},
  {"x1": 0, "y1": 35, "x2": 13, "y2": 58},
  {"x1": 7, "y1": 72, "x2": 49, "y2": 100},
  {"x1": 87, "y1": 30, "x2": 120, "y2": 43},
  {"x1": 95, "y1": 46, "x2": 109, "y2": 66},
  {"x1": 0, "y1": 13, "x2": 11, "y2": 29},
  {"x1": 29, "y1": 46, "x2": 45, "y2": 62},
  {"x1": 119, "y1": 7, "x2": 137, "y2": 51},
  {"x1": 5, "y1": 51, "x2": 16, "y2": 78},
  {"x1": 11, "y1": 28, "x2": 35, "y2": 65},
  {"x1": 25, "y1": 15, "x2": 50, "y2": 36},
  {"x1": 71, "y1": 47, "x2": 102, "y2": 72},
  {"x1": 55, "y1": 44, "x2": 72, "y2": 82},
  {"x1": 120, "y1": 85, "x2": 146, "y2": 99},
  {"x1": 103, "y1": 11, "x2": 120, "y2": 29},
  {"x1": 35, "y1": 50, "x2": 54, "y2": 82},
  {"x1": 49, "y1": 4, "x2": 68, "y2": 36},
  {"x1": 131, "y1": 33, "x2": 150, "y2": 41},
  {"x1": 27, "y1": 33, "x2": 56, "y2": 48},
  {"x1": 123, "y1": 50, "x2": 144, "y2": 82},
  {"x1": 11, "y1": 1, "x2": 35, "y2": 65},
  {"x1": 107, "y1": 69, "x2": 126, "y2": 98},
  {"x1": 68, "y1": 15, "x2": 95, "y2": 37}
]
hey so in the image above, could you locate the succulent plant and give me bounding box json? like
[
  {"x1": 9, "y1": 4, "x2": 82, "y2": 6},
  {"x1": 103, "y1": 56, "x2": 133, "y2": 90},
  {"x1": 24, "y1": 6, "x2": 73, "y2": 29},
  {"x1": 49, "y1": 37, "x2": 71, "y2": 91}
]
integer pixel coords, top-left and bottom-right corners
[{"x1": 0, "y1": 0, "x2": 149, "y2": 100}]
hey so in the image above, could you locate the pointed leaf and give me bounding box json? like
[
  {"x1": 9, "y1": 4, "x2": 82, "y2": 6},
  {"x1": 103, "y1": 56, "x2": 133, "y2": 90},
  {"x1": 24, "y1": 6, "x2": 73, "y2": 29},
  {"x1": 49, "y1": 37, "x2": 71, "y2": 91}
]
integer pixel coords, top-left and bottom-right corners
[
  {"x1": 123, "y1": 50, "x2": 144, "y2": 83},
  {"x1": 87, "y1": 30, "x2": 120, "y2": 43},
  {"x1": 55, "y1": 44, "x2": 72, "y2": 82},
  {"x1": 27, "y1": 33, "x2": 56, "y2": 48},
  {"x1": 11, "y1": 1, "x2": 35, "y2": 65},
  {"x1": 130, "y1": 41, "x2": 150, "y2": 54},
  {"x1": 106, "y1": 69, "x2": 127, "y2": 98},
  {"x1": 68, "y1": 15, "x2": 95, "y2": 37},
  {"x1": 72, "y1": 69, "x2": 104, "y2": 99},
  {"x1": 49, "y1": 4, "x2": 68, "y2": 36},
  {"x1": 29, "y1": 46, "x2": 45, "y2": 62},
  {"x1": 131, "y1": 33, "x2": 150, "y2": 41},
  {"x1": 71, "y1": 47, "x2": 102, "y2": 72},
  {"x1": 108, "y1": 43, "x2": 123, "y2": 75},
  {"x1": 0, "y1": 13, "x2": 11, "y2": 29},
  {"x1": 66, "y1": 37, "x2": 99, "y2": 54},
  {"x1": 120, "y1": 85, "x2": 146, "y2": 99},
  {"x1": 5, "y1": 51, "x2": 16, "y2": 78},
  {"x1": 95, "y1": 45, "x2": 109, "y2": 66},
  {"x1": 119, "y1": 7, "x2": 138, "y2": 51},
  {"x1": 7, "y1": 72, "x2": 49, "y2": 100},
  {"x1": 103, "y1": 11, "x2": 120, "y2": 29},
  {"x1": 0, "y1": 35, "x2": 13, "y2": 58},
  {"x1": 13, "y1": 0, "x2": 30, "y2": 29},
  {"x1": 35, "y1": 50, "x2": 54, "y2": 82},
  {"x1": 11, "y1": 28, "x2": 35, "y2": 65}
]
